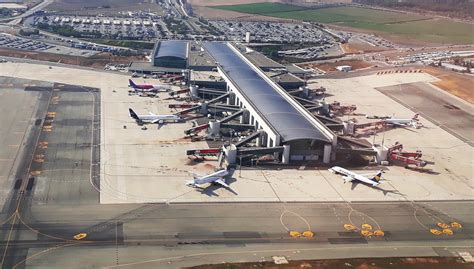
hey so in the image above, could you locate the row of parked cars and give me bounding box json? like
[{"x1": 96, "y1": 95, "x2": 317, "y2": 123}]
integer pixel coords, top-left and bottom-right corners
[{"x1": 0, "y1": 34, "x2": 55, "y2": 52}]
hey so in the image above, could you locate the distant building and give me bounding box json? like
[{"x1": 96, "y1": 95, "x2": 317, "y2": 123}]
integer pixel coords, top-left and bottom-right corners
[
  {"x1": 336, "y1": 65, "x2": 351, "y2": 72},
  {"x1": 151, "y1": 40, "x2": 188, "y2": 69},
  {"x1": 245, "y1": 32, "x2": 250, "y2": 43}
]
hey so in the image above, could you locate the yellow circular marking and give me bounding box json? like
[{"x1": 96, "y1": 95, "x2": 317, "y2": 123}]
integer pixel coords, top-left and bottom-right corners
[
  {"x1": 302, "y1": 231, "x2": 314, "y2": 238},
  {"x1": 450, "y1": 222, "x2": 462, "y2": 229},
  {"x1": 373, "y1": 230, "x2": 385, "y2": 237},
  {"x1": 430, "y1": 229, "x2": 442, "y2": 235},
  {"x1": 437, "y1": 223, "x2": 449, "y2": 229},
  {"x1": 289, "y1": 231, "x2": 301, "y2": 238},
  {"x1": 361, "y1": 224, "x2": 373, "y2": 231},
  {"x1": 442, "y1": 229, "x2": 453, "y2": 236},
  {"x1": 361, "y1": 230, "x2": 373, "y2": 237},
  {"x1": 344, "y1": 224, "x2": 356, "y2": 231},
  {"x1": 73, "y1": 233, "x2": 87, "y2": 240}
]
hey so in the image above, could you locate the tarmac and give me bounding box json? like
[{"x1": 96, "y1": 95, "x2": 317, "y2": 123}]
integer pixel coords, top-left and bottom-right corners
[
  {"x1": 22, "y1": 201, "x2": 474, "y2": 268},
  {"x1": 0, "y1": 62, "x2": 472, "y2": 204},
  {"x1": 0, "y1": 61, "x2": 472, "y2": 268},
  {"x1": 377, "y1": 82, "x2": 474, "y2": 146},
  {"x1": 0, "y1": 85, "x2": 42, "y2": 209}
]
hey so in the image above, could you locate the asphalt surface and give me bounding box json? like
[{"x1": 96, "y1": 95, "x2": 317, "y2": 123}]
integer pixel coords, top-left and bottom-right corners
[
  {"x1": 377, "y1": 82, "x2": 474, "y2": 146},
  {"x1": 0, "y1": 77, "x2": 472, "y2": 268}
]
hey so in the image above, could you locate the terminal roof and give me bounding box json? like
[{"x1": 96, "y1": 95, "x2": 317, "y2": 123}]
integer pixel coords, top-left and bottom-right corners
[
  {"x1": 204, "y1": 42, "x2": 332, "y2": 143},
  {"x1": 155, "y1": 40, "x2": 188, "y2": 60}
]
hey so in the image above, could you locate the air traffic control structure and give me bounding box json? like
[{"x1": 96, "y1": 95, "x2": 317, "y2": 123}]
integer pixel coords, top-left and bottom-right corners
[{"x1": 203, "y1": 42, "x2": 337, "y2": 164}]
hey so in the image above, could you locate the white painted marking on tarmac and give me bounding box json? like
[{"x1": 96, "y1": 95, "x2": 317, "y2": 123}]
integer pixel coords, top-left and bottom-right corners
[{"x1": 458, "y1": 252, "x2": 474, "y2": 262}]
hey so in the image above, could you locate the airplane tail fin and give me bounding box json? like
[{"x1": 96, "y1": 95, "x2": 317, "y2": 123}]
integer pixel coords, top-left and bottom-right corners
[
  {"x1": 412, "y1": 113, "x2": 419, "y2": 120},
  {"x1": 129, "y1": 108, "x2": 139, "y2": 120},
  {"x1": 372, "y1": 170, "x2": 383, "y2": 183},
  {"x1": 129, "y1": 79, "x2": 136, "y2": 88},
  {"x1": 226, "y1": 168, "x2": 235, "y2": 179}
]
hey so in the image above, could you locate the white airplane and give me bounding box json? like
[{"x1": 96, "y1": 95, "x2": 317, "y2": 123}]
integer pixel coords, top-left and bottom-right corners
[
  {"x1": 186, "y1": 169, "x2": 234, "y2": 190},
  {"x1": 128, "y1": 79, "x2": 171, "y2": 93},
  {"x1": 329, "y1": 166, "x2": 383, "y2": 187},
  {"x1": 128, "y1": 108, "x2": 181, "y2": 125},
  {"x1": 383, "y1": 114, "x2": 422, "y2": 129}
]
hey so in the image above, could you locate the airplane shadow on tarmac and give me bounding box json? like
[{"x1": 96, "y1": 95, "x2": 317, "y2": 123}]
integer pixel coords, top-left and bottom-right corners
[
  {"x1": 196, "y1": 177, "x2": 238, "y2": 197},
  {"x1": 350, "y1": 181, "x2": 404, "y2": 197}
]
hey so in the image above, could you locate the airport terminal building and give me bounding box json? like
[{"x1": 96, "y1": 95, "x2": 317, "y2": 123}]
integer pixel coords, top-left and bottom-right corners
[
  {"x1": 151, "y1": 40, "x2": 189, "y2": 69},
  {"x1": 203, "y1": 42, "x2": 337, "y2": 163},
  {"x1": 130, "y1": 40, "x2": 336, "y2": 163}
]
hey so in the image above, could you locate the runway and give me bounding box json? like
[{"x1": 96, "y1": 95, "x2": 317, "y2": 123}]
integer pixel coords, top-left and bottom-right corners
[{"x1": 4, "y1": 201, "x2": 474, "y2": 268}]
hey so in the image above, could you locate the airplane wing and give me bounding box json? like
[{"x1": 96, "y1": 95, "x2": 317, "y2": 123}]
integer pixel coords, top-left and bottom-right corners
[{"x1": 214, "y1": 179, "x2": 231, "y2": 189}]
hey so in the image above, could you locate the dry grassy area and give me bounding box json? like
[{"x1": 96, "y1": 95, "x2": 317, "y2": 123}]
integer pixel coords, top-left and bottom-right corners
[
  {"x1": 192, "y1": 5, "x2": 291, "y2": 21},
  {"x1": 422, "y1": 66, "x2": 474, "y2": 104},
  {"x1": 189, "y1": 0, "x2": 270, "y2": 6}
]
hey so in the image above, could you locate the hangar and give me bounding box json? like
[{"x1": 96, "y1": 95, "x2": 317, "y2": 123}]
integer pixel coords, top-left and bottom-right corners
[
  {"x1": 151, "y1": 40, "x2": 189, "y2": 69},
  {"x1": 203, "y1": 42, "x2": 337, "y2": 163}
]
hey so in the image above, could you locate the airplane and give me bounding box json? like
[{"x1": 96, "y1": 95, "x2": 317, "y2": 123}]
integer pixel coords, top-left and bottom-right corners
[
  {"x1": 128, "y1": 79, "x2": 171, "y2": 92},
  {"x1": 382, "y1": 114, "x2": 422, "y2": 129},
  {"x1": 329, "y1": 166, "x2": 384, "y2": 187},
  {"x1": 186, "y1": 168, "x2": 235, "y2": 190},
  {"x1": 129, "y1": 108, "x2": 181, "y2": 126}
]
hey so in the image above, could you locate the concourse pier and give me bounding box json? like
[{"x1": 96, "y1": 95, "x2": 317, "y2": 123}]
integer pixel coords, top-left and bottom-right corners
[{"x1": 203, "y1": 42, "x2": 337, "y2": 163}]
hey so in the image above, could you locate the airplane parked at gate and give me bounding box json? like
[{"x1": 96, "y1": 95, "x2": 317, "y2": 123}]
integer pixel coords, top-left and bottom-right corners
[
  {"x1": 383, "y1": 114, "x2": 422, "y2": 129},
  {"x1": 128, "y1": 79, "x2": 171, "y2": 92},
  {"x1": 329, "y1": 166, "x2": 384, "y2": 187},
  {"x1": 129, "y1": 108, "x2": 181, "y2": 126},
  {"x1": 186, "y1": 168, "x2": 235, "y2": 191}
]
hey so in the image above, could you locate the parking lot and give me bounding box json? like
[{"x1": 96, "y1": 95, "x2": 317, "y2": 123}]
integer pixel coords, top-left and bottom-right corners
[
  {"x1": 210, "y1": 20, "x2": 336, "y2": 44},
  {"x1": 0, "y1": 33, "x2": 98, "y2": 56},
  {"x1": 0, "y1": 33, "x2": 54, "y2": 51},
  {"x1": 1, "y1": 62, "x2": 472, "y2": 205},
  {"x1": 33, "y1": 15, "x2": 168, "y2": 40}
]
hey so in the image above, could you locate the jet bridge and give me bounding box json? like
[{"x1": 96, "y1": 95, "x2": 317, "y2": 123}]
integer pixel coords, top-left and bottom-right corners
[
  {"x1": 235, "y1": 130, "x2": 264, "y2": 147},
  {"x1": 176, "y1": 92, "x2": 231, "y2": 116},
  {"x1": 184, "y1": 109, "x2": 245, "y2": 136}
]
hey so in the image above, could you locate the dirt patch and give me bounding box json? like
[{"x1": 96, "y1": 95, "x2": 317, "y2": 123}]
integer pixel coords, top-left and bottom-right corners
[
  {"x1": 188, "y1": 257, "x2": 470, "y2": 269},
  {"x1": 422, "y1": 66, "x2": 474, "y2": 104},
  {"x1": 300, "y1": 59, "x2": 373, "y2": 72},
  {"x1": 0, "y1": 48, "x2": 145, "y2": 69},
  {"x1": 341, "y1": 42, "x2": 386, "y2": 54}
]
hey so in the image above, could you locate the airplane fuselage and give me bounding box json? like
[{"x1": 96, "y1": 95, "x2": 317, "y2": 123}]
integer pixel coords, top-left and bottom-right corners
[
  {"x1": 187, "y1": 170, "x2": 229, "y2": 187},
  {"x1": 329, "y1": 166, "x2": 380, "y2": 186},
  {"x1": 136, "y1": 114, "x2": 180, "y2": 123}
]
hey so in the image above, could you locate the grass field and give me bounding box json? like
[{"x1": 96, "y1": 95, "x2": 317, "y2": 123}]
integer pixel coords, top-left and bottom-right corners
[{"x1": 213, "y1": 3, "x2": 474, "y2": 44}]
